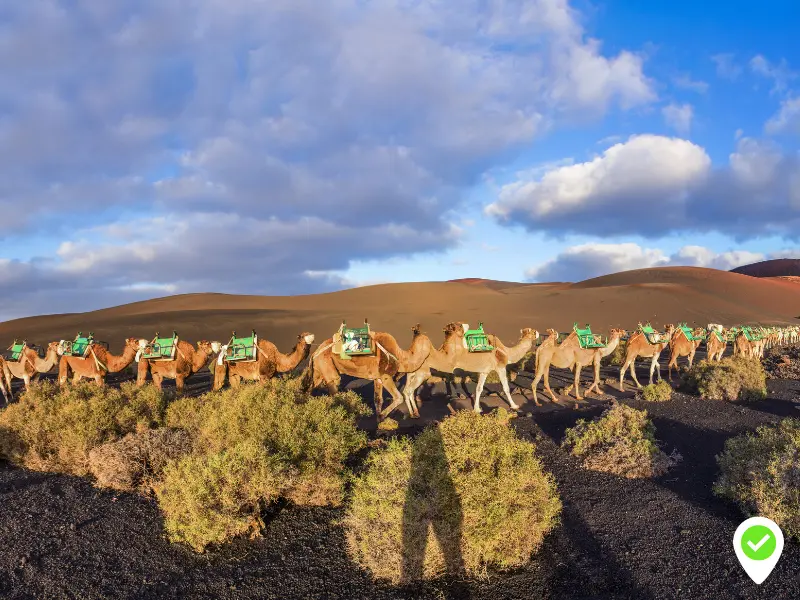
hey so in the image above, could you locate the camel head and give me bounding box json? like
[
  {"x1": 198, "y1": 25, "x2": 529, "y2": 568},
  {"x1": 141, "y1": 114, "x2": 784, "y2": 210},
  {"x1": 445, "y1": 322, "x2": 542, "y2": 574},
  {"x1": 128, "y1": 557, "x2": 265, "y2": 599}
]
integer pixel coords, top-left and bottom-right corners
[
  {"x1": 609, "y1": 328, "x2": 626, "y2": 339},
  {"x1": 520, "y1": 328, "x2": 540, "y2": 341},
  {"x1": 197, "y1": 340, "x2": 215, "y2": 354},
  {"x1": 545, "y1": 328, "x2": 559, "y2": 338},
  {"x1": 442, "y1": 322, "x2": 467, "y2": 348},
  {"x1": 46, "y1": 341, "x2": 60, "y2": 355},
  {"x1": 298, "y1": 332, "x2": 315, "y2": 346},
  {"x1": 411, "y1": 323, "x2": 422, "y2": 337},
  {"x1": 126, "y1": 337, "x2": 145, "y2": 350}
]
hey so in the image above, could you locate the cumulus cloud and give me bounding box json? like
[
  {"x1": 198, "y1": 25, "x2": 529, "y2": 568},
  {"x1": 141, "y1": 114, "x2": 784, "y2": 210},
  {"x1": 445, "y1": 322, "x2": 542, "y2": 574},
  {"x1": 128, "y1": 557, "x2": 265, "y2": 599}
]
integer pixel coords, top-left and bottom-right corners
[
  {"x1": 750, "y1": 55, "x2": 796, "y2": 94},
  {"x1": 486, "y1": 134, "x2": 800, "y2": 239},
  {"x1": 525, "y1": 243, "x2": 767, "y2": 282},
  {"x1": 0, "y1": 0, "x2": 655, "y2": 319},
  {"x1": 765, "y1": 96, "x2": 800, "y2": 134},
  {"x1": 662, "y1": 103, "x2": 693, "y2": 134},
  {"x1": 711, "y1": 53, "x2": 742, "y2": 80},
  {"x1": 672, "y1": 74, "x2": 709, "y2": 94}
]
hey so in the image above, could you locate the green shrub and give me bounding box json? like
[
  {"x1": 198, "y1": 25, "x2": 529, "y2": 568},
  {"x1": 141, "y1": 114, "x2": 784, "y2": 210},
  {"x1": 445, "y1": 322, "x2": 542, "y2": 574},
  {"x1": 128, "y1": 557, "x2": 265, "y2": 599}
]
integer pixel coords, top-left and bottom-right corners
[
  {"x1": 562, "y1": 404, "x2": 677, "y2": 478},
  {"x1": 344, "y1": 409, "x2": 561, "y2": 583},
  {"x1": 640, "y1": 380, "x2": 672, "y2": 402},
  {"x1": 88, "y1": 428, "x2": 193, "y2": 493},
  {"x1": 603, "y1": 339, "x2": 627, "y2": 367},
  {"x1": 0, "y1": 381, "x2": 167, "y2": 476},
  {"x1": 682, "y1": 357, "x2": 767, "y2": 401},
  {"x1": 158, "y1": 379, "x2": 368, "y2": 551},
  {"x1": 156, "y1": 441, "x2": 290, "y2": 552},
  {"x1": 714, "y1": 419, "x2": 800, "y2": 539}
]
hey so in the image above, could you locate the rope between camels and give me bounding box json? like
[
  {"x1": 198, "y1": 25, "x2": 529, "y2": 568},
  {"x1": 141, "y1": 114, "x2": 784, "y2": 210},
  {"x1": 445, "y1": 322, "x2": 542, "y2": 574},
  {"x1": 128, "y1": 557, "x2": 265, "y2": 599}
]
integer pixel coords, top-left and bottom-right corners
[
  {"x1": 375, "y1": 341, "x2": 398, "y2": 363},
  {"x1": 312, "y1": 342, "x2": 334, "y2": 360}
]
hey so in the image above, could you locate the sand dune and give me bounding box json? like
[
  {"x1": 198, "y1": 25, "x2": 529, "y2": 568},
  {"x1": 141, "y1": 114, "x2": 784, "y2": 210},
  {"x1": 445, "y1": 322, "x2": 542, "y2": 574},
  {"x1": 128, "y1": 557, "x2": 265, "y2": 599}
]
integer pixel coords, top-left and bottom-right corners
[
  {"x1": 2, "y1": 267, "x2": 799, "y2": 352},
  {"x1": 731, "y1": 257, "x2": 800, "y2": 278}
]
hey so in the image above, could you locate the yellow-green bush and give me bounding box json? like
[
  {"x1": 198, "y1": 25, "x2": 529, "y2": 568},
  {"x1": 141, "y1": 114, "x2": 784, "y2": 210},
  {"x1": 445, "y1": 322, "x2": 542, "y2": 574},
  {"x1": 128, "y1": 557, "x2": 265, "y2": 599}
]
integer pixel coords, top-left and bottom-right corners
[
  {"x1": 0, "y1": 381, "x2": 167, "y2": 476},
  {"x1": 562, "y1": 404, "x2": 677, "y2": 478},
  {"x1": 158, "y1": 379, "x2": 369, "y2": 551},
  {"x1": 714, "y1": 419, "x2": 800, "y2": 539},
  {"x1": 641, "y1": 380, "x2": 672, "y2": 402},
  {"x1": 603, "y1": 339, "x2": 627, "y2": 367},
  {"x1": 344, "y1": 409, "x2": 561, "y2": 583},
  {"x1": 682, "y1": 357, "x2": 767, "y2": 401}
]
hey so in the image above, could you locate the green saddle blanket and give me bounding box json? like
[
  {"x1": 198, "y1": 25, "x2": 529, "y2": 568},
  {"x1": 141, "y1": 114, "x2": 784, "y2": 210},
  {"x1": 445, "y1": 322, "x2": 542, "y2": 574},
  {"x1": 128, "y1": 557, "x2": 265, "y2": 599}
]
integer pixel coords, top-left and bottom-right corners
[
  {"x1": 573, "y1": 323, "x2": 606, "y2": 349},
  {"x1": 141, "y1": 331, "x2": 179, "y2": 360},
  {"x1": 464, "y1": 323, "x2": 494, "y2": 352},
  {"x1": 334, "y1": 321, "x2": 374, "y2": 360},
  {"x1": 223, "y1": 331, "x2": 258, "y2": 362},
  {"x1": 61, "y1": 332, "x2": 94, "y2": 357},
  {"x1": 6, "y1": 340, "x2": 26, "y2": 361},
  {"x1": 677, "y1": 323, "x2": 705, "y2": 342},
  {"x1": 637, "y1": 323, "x2": 664, "y2": 345}
]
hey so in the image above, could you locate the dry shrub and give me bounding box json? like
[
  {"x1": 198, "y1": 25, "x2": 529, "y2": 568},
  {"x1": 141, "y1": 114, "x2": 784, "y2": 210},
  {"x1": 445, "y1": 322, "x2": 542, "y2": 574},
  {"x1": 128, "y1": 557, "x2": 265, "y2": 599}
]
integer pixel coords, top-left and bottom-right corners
[
  {"x1": 157, "y1": 378, "x2": 368, "y2": 551},
  {"x1": 0, "y1": 381, "x2": 167, "y2": 476},
  {"x1": 603, "y1": 339, "x2": 627, "y2": 367},
  {"x1": 344, "y1": 409, "x2": 561, "y2": 583},
  {"x1": 682, "y1": 357, "x2": 767, "y2": 401},
  {"x1": 156, "y1": 441, "x2": 289, "y2": 552},
  {"x1": 88, "y1": 428, "x2": 193, "y2": 493},
  {"x1": 714, "y1": 419, "x2": 800, "y2": 539},
  {"x1": 562, "y1": 404, "x2": 677, "y2": 478},
  {"x1": 640, "y1": 380, "x2": 672, "y2": 402}
]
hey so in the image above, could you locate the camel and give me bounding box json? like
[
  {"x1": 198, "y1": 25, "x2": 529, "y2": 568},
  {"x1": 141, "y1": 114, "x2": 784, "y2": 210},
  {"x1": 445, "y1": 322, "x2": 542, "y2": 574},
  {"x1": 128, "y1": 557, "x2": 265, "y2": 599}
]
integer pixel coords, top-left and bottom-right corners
[
  {"x1": 705, "y1": 324, "x2": 727, "y2": 362},
  {"x1": 667, "y1": 325, "x2": 706, "y2": 380},
  {"x1": 618, "y1": 324, "x2": 675, "y2": 390},
  {"x1": 304, "y1": 323, "x2": 432, "y2": 422},
  {"x1": 561, "y1": 328, "x2": 625, "y2": 396},
  {"x1": 402, "y1": 322, "x2": 522, "y2": 415},
  {"x1": 213, "y1": 332, "x2": 315, "y2": 390},
  {"x1": 138, "y1": 339, "x2": 222, "y2": 393},
  {"x1": 0, "y1": 341, "x2": 61, "y2": 401},
  {"x1": 530, "y1": 327, "x2": 614, "y2": 408},
  {"x1": 734, "y1": 331, "x2": 760, "y2": 359},
  {"x1": 58, "y1": 338, "x2": 145, "y2": 385}
]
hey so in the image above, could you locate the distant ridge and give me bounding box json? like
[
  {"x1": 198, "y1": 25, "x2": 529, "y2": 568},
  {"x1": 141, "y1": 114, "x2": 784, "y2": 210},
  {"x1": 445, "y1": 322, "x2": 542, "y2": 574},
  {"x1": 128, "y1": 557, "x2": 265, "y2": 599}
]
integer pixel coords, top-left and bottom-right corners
[{"x1": 731, "y1": 258, "x2": 800, "y2": 278}]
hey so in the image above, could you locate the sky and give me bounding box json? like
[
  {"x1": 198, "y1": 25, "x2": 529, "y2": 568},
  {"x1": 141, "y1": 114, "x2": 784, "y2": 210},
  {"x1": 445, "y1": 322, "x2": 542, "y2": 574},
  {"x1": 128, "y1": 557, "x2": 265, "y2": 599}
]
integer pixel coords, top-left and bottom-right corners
[{"x1": 1, "y1": 0, "x2": 799, "y2": 320}]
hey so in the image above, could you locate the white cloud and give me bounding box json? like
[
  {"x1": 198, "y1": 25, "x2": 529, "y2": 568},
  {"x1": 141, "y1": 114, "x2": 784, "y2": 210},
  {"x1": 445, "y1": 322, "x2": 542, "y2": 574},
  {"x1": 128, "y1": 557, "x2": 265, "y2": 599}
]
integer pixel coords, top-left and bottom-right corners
[
  {"x1": 526, "y1": 243, "x2": 765, "y2": 282},
  {"x1": 487, "y1": 134, "x2": 800, "y2": 239},
  {"x1": 765, "y1": 96, "x2": 800, "y2": 134},
  {"x1": 662, "y1": 103, "x2": 693, "y2": 134},
  {"x1": 711, "y1": 53, "x2": 742, "y2": 80},
  {"x1": 750, "y1": 54, "x2": 796, "y2": 94},
  {"x1": 673, "y1": 74, "x2": 709, "y2": 94}
]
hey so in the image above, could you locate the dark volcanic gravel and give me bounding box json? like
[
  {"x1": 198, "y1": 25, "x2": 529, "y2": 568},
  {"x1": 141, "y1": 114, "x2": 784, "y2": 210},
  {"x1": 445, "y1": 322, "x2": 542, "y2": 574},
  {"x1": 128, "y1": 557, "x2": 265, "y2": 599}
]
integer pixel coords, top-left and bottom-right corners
[{"x1": 1, "y1": 363, "x2": 799, "y2": 598}]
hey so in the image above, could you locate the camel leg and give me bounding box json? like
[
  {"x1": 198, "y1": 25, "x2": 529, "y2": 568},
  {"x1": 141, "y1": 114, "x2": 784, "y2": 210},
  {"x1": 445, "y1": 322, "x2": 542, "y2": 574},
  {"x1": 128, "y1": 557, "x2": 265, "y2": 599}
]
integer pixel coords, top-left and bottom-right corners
[
  {"x1": 59, "y1": 359, "x2": 70, "y2": 386},
  {"x1": 542, "y1": 367, "x2": 560, "y2": 404},
  {"x1": 473, "y1": 372, "x2": 487, "y2": 413},
  {"x1": 667, "y1": 353, "x2": 677, "y2": 381},
  {"x1": 175, "y1": 374, "x2": 186, "y2": 394},
  {"x1": 496, "y1": 368, "x2": 519, "y2": 411},
  {"x1": 572, "y1": 364, "x2": 583, "y2": 400},
  {"x1": 378, "y1": 374, "x2": 410, "y2": 421},
  {"x1": 587, "y1": 357, "x2": 602, "y2": 395},
  {"x1": 619, "y1": 358, "x2": 632, "y2": 391},
  {"x1": 648, "y1": 355, "x2": 659, "y2": 385},
  {"x1": 152, "y1": 373, "x2": 164, "y2": 389},
  {"x1": 137, "y1": 360, "x2": 148, "y2": 386},
  {"x1": 230, "y1": 373, "x2": 241, "y2": 388},
  {"x1": 402, "y1": 369, "x2": 427, "y2": 417},
  {"x1": 629, "y1": 359, "x2": 643, "y2": 388},
  {"x1": 529, "y1": 369, "x2": 544, "y2": 407},
  {"x1": 373, "y1": 377, "x2": 384, "y2": 417}
]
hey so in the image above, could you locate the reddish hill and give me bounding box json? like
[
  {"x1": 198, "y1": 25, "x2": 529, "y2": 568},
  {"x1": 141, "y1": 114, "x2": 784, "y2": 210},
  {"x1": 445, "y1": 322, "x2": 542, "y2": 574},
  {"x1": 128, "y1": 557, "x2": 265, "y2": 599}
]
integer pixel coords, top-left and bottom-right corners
[{"x1": 731, "y1": 258, "x2": 800, "y2": 278}]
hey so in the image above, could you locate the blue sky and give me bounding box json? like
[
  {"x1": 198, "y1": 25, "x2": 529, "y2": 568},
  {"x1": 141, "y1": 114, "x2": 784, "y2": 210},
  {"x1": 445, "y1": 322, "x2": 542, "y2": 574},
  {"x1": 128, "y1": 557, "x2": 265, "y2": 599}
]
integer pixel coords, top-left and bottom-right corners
[{"x1": 0, "y1": 0, "x2": 799, "y2": 319}]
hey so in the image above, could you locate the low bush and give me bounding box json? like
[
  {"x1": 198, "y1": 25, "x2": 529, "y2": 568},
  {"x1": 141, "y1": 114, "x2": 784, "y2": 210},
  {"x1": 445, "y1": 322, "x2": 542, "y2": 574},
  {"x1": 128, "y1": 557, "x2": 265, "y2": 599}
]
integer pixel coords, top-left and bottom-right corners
[
  {"x1": 682, "y1": 357, "x2": 767, "y2": 401},
  {"x1": 344, "y1": 409, "x2": 561, "y2": 583},
  {"x1": 88, "y1": 428, "x2": 193, "y2": 493},
  {"x1": 640, "y1": 380, "x2": 672, "y2": 402},
  {"x1": 0, "y1": 381, "x2": 167, "y2": 476},
  {"x1": 714, "y1": 419, "x2": 800, "y2": 539},
  {"x1": 562, "y1": 404, "x2": 677, "y2": 478},
  {"x1": 603, "y1": 339, "x2": 627, "y2": 367},
  {"x1": 158, "y1": 378, "x2": 368, "y2": 551}
]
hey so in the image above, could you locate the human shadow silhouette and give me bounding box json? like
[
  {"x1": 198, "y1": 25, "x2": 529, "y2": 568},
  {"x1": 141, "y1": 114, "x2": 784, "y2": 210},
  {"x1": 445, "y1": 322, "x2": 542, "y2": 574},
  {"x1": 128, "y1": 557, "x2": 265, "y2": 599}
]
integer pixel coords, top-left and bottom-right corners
[{"x1": 401, "y1": 426, "x2": 465, "y2": 584}]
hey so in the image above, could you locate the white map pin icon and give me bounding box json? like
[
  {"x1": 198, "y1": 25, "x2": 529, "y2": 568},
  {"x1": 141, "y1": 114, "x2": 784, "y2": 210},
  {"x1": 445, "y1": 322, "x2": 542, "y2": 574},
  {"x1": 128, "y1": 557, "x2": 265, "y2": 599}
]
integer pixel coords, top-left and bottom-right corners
[{"x1": 733, "y1": 516, "x2": 784, "y2": 584}]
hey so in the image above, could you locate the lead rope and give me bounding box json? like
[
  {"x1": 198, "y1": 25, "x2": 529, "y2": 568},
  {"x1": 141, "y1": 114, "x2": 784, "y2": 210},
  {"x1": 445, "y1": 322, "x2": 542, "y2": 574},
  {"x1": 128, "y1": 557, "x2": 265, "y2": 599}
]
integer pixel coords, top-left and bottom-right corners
[{"x1": 89, "y1": 346, "x2": 108, "y2": 372}]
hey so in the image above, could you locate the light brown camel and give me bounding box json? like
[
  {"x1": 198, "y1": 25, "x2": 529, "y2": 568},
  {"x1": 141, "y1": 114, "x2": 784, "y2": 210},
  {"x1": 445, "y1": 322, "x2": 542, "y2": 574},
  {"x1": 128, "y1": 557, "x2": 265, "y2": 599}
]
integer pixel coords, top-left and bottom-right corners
[
  {"x1": 529, "y1": 329, "x2": 611, "y2": 408},
  {"x1": 58, "y1": 338, "x2": 144, "y2": 385},
  {"x1": 0, "y1": 341, "x2": 61, "y2": 401},
  {"x1": 667, "y1": 326, "x2": 705, "y2": 380},
  {"x1": 619, "y1": 324, "x2": 675, "y2": 390},
  {"x1": 213, "y1": 333, "x2": 315, "y2": 389},
  {"x1": 705, "y1": 325, "x2": 727, "y2": 362},
  {"x1": 561, "y1": 328, "x2": 625, "y2": 396},
  {"x1": 138, "y1": 340, "x2": 222, "y2": 393},
  {"x1": 402, "y1": 322, "x2": 521, "y2": 415},
  {"x1": 734, "y1": 332, "x2": 758, "y2": 358},
  {"x1": 304, "y1": 324, "x2": 432, "y2": 422}
]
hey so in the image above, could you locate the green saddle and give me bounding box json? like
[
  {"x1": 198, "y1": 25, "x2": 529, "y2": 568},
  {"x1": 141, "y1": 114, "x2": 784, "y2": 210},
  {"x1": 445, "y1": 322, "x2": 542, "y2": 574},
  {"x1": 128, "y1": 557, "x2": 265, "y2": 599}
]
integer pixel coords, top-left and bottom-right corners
[
  {"x1": 141, "y1": 331, "x2": 179, "y2": 360},
  {"x1": 637, "y1": 322, "x2": 664, "y2": 345},
  {"x1": 741, "y1": 326, "x2": 762, "y2": 342},
  {"x1": 573, "y1": 323, "x2": 606, "y2": 349},
  {"x1": 6, "y1": 340, "x2": 26, "y2": 361},
  {"x1": 464, "y1": 323, "x2": 494, "y2": 352},
  {"x1": 710, "y1": 329, "x2": 725, "y2": 343},
  {"x1": 677, "y1": 323, "x2": 705, "y2": 342},
  {"x1": 61, "y1": 332, "x2": 94, "y2": 357},
  {"x1": 336, "y1": 321, "x2": 373, "y2": 360},
  {"x1": 224, "y1": 330, "x2": 258, "y2": 362}
]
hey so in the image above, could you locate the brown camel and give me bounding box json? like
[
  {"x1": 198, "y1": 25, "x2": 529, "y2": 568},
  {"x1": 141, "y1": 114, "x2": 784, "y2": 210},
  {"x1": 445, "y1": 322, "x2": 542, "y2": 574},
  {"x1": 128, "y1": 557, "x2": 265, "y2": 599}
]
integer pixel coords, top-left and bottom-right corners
[
  {"x1": 530, "y1": 328, "x2": 611, "y2": 408},
  {"x1": 402, "y1": 322, "x2": 522, "y2": 415},
  {"x1": 619, "y1": 324, "x2": 675, "y2": 390},
  {"x1": 58, "y1": 338, "x2": 144, "y2": 385},
  {"x1": 213, "y1": 332, "x2": 315, "y2": 390},
  {"x1": 561, "y1": 328, "x2": 625, "y2": 396},
  {"x1": 0, "y1": 341, "x2": 61, "y2": 401},
  {"x1": 734, "y1": 332, "x2": 758, "y2": 358},
  {"x1": 705, "y1": 325, "x2": 727, "y2": 362},
  {"x1": 138, "y1": 340, "x2": 222, "y2": 393},
  {"x1": 667, "y1": 326, "x2": 705, "y2": 380},
  {"x1": 305, "y1": 324, "x2": 432, "y2": 421}
]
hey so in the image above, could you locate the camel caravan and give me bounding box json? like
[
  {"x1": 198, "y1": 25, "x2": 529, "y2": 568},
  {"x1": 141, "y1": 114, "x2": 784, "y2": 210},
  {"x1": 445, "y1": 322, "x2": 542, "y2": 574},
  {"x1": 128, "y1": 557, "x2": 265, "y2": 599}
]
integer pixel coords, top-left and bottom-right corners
[{"x1": 1, "y1": 321, "x2": 799, "y2": 419}]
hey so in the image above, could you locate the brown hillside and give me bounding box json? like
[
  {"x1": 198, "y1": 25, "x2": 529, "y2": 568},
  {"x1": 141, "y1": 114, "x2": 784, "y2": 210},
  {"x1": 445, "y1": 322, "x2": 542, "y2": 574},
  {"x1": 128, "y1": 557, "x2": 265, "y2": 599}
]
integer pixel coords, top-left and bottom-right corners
[
  {"x1": 1, "y1": 267, "x2": 798, "y2": 352},
  {"x1": 731, "y1": 258, "x2": 800, "y2": 278}
]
